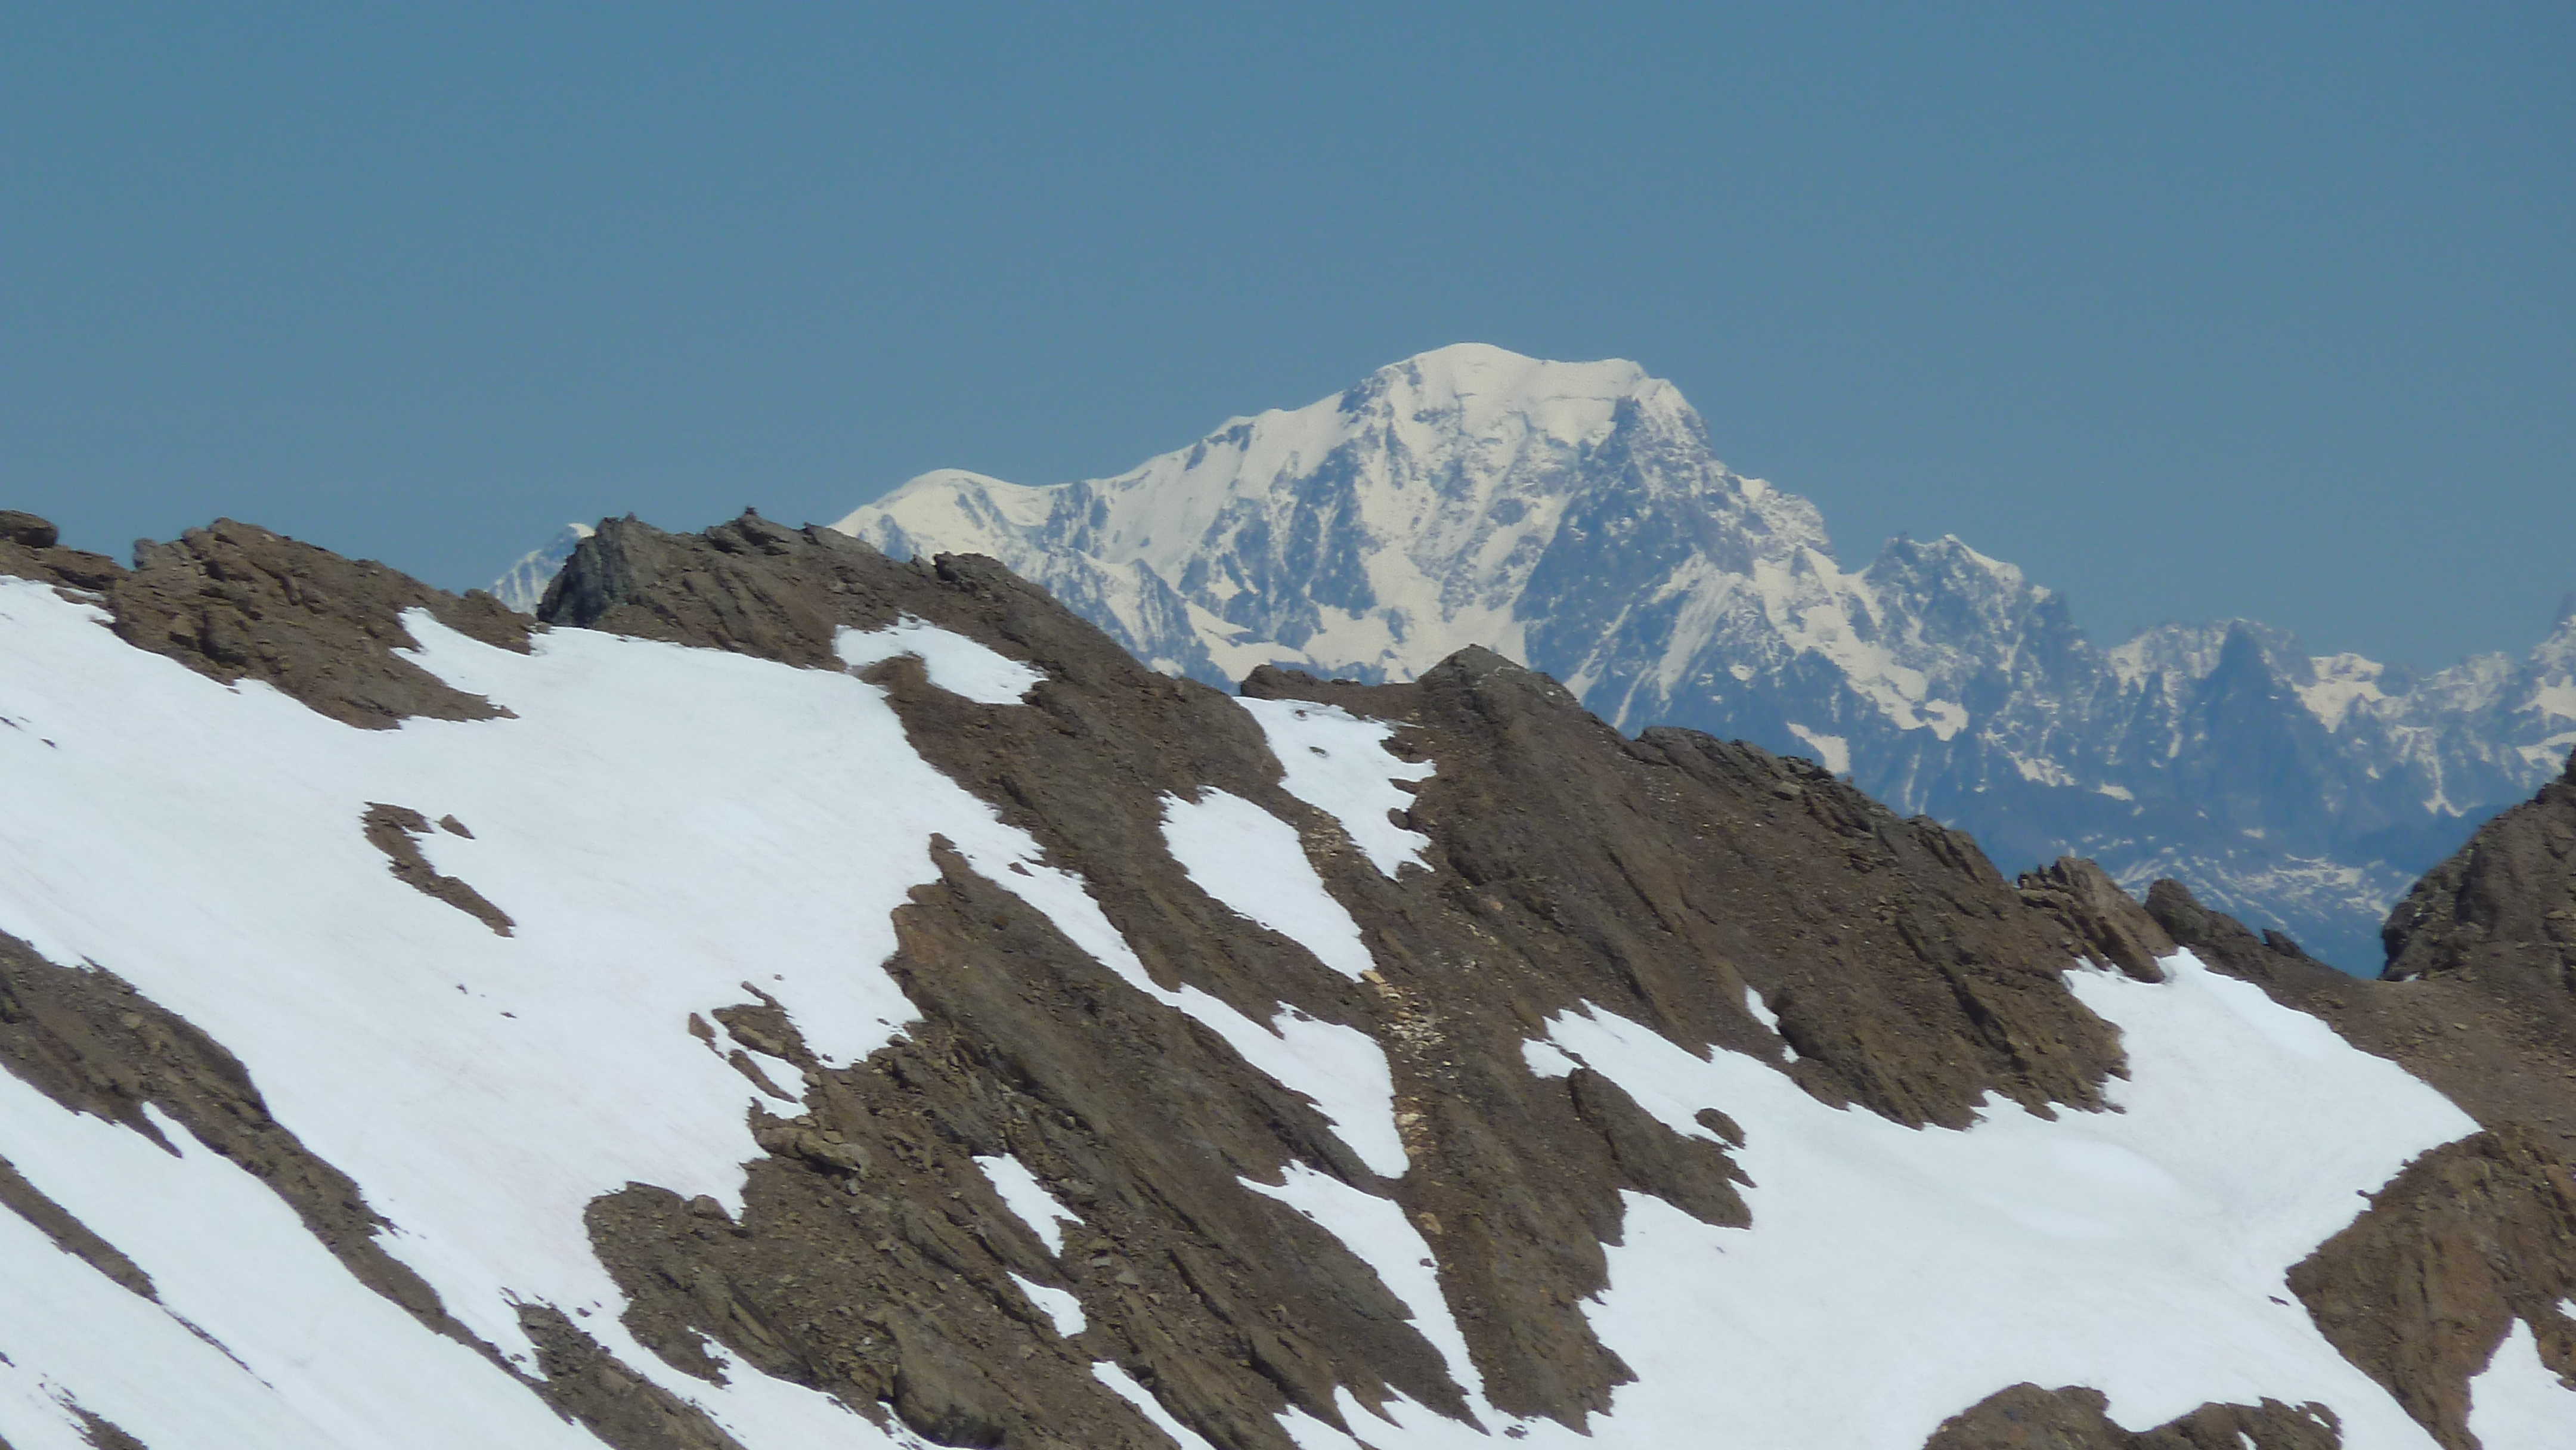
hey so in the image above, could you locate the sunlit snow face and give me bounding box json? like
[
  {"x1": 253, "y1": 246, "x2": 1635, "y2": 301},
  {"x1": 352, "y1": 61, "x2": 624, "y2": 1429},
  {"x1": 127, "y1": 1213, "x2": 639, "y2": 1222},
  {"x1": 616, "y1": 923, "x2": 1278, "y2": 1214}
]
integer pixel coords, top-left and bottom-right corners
[
  {"x1": 1218, "y1": 952, "x2": 2507, "y2": 1450},
  {"x1": 0, "y1": 583, "x2": 1445, "y2": 1449},
  {"x1": 1509, "y1": 953, "x2": 2479, "y2": 1450},
  {"x1": 0, "y1": 585, "x2": 1116, "y2": 1446}
]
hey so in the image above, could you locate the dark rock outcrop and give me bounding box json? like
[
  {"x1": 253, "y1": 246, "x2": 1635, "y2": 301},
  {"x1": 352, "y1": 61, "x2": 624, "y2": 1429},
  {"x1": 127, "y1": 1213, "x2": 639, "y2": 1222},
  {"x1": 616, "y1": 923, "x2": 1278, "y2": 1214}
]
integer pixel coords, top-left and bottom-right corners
[
  {"x1": 362, "y1": 803, "x2": 516, "y2": 935},
  {"x1": 2290, "y1": 1127, "x2": 2576, "y2": 1450},
  {"x1": 2017, "y1": 857, "x2": 2177, "y2": 982},
  {"x1": 1925, "y1": 1383, "x2": 2340, "y2": 1448},
  {"x1": 0, "y1": 510, "x2": 123, "y2": 592},
  {"x1": 113, "y1": 519, "x2": 531, "y2": 727},
  {"x1": 0, "y1": 510, "x2": 62, "y2": 549},
  {"x1": 2383, "y1": 748, "x2": 2576, "y2": 992},
  {"x1": 2, "y1": 512, "x2": 530, "y2": 728}
]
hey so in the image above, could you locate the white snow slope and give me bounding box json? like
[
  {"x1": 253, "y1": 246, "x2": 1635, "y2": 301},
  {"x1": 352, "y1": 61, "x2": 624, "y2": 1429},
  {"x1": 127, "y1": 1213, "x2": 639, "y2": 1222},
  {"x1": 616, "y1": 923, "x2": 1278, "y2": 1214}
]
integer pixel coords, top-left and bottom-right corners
[
  {"x1": 0, "y1": 580, "x2": 1423, "y2": 1445},
  {"x1": 3, "y1": 574, "x2": 2568, "y2": 1446}
]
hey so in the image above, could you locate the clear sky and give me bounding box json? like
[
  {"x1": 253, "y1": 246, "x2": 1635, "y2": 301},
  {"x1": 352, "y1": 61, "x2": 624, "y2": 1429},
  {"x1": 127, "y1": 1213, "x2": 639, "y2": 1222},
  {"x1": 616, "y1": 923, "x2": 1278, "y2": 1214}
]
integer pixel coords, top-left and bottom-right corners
[{"x1": 7, "y1": 4, "x2": 2569, "y2": 668}]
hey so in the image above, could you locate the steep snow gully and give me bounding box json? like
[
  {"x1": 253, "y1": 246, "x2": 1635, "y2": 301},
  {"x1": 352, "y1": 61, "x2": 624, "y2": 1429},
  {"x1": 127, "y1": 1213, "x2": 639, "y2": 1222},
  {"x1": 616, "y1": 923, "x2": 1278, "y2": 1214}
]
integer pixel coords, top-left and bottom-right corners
[{"x1": 4, "y1": 515, "x2": 2574, "y2": 1448}]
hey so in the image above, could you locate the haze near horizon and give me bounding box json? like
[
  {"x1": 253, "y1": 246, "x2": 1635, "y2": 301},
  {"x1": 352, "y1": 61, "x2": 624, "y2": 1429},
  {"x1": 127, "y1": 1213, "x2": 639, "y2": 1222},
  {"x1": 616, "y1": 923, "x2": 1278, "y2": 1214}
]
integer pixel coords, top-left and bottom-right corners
[{"x1": 6, "y1": 4, "x2": 2568, "y2": 669}]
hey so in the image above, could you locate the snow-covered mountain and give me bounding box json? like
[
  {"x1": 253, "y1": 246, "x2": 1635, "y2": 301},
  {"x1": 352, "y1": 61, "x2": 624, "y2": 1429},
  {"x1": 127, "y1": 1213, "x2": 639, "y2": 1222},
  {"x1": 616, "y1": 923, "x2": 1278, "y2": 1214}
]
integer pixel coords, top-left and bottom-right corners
[
  {"x1": 492, "y1": 522, "x2": 595, "y2": 614},
  {"x1": 830, "y1": 345, "x2": 2576, "y2": 970},
  {"x1": 11, "y1": 508, "x2": 2576, "y2": 1448}
]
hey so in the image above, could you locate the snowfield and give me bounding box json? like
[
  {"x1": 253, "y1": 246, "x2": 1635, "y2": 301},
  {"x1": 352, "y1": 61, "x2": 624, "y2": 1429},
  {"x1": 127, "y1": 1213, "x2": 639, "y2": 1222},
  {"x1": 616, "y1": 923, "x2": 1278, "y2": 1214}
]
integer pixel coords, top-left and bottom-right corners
[
  {"x1": 0, "y1": 582, "x2": 1129, "y2": 1445},
  {"x1": 1521, "y1": 953, "x2": 2481, "y2": 1448},
  {"x1": 0, "y1": 575, "x2": 2568, "y2": 1446}
]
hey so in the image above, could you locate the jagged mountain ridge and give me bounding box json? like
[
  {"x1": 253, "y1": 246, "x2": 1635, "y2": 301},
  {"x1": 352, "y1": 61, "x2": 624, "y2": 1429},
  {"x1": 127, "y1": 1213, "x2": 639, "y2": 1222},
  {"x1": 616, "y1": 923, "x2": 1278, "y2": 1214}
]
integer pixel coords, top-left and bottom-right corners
[
  {"x1": 8, "y1": 506, "x2": 2576, "y2": 1447},
  {"x1": 828, "y1": 345, "x2": 2576, "y2": 969}
]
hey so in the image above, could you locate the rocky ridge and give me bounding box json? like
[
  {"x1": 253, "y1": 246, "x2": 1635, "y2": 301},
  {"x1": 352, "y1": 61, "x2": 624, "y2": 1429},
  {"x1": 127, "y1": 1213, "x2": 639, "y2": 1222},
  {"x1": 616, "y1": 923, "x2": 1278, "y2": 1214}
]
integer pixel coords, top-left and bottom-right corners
[
  {"x1": 807, "y1": 346, "x2": 2576, "y2": 969},
  {"x1": 1, "y1": 509, "x2": 2572, "y2": 1446}
]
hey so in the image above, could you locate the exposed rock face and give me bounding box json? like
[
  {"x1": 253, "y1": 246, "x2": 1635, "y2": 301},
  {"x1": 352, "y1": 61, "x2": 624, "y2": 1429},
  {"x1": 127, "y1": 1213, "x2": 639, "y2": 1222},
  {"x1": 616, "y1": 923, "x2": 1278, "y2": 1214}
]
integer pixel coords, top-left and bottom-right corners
[
  {"x1": 8, "y1": 508, "x2": 2576, "y2": 1446},
  {"x1": 2291, "y1": 1128, "x2": 2576, "y2": 1450},
  {"x1": 0, "y1": 515, "x2": 125, "y2": 593},
  {"x1": 113, "y1": 519, "x2": 531, "y2": 727},
  {"x1": 813, "y1": 345, "x2": 2576, "y2": 970},
  {"x1": 362, "y1": 804, "x2": 517, "y2": 935},
  {"x1": 4, "y1": 514, "x2": 530, "y2": 727},
  {"x1": 1924, "y1": 1383, "x2": 2341, "y2": 1449},
  {"x1": 2383, "y1": 749, "x2": 2576, "y2": 991},
  {"x1": 0, "y1": 510, "x2": 63, "y2": 549},
  {"x1": 2016, "y1": 857, "x2": 2176, "y2": 983}
]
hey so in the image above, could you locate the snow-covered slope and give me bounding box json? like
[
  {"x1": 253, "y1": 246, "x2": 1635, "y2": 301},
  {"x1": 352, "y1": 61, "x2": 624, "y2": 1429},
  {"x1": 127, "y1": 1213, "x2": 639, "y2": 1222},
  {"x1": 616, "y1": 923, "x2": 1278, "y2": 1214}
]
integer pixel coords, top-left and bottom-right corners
[
  {"x1": 828, "y1": 345, "x2": 2576, "y2": 970},
  {"x1": 10, "y1": 512, "x2": 2576, "y2": 1448}
]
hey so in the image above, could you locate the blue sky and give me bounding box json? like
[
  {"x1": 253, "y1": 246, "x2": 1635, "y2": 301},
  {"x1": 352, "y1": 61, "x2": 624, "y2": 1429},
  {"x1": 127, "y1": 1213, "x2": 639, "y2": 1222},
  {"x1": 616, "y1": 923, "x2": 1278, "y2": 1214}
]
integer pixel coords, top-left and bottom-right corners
[{"x1": 7, "y1": 3, "x2": 2568, "y2": 667}]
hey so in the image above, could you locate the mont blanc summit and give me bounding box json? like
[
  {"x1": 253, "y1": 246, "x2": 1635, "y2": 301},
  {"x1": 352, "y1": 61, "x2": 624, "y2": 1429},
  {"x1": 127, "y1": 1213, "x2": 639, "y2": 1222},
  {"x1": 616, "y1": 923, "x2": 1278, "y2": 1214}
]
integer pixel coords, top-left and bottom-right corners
[
  {"x1": 840, "y1": 345, "x2": 1813, "y2": 689},
  {"x1": 457, "y1": 346, "x2": 2576, "y2": 968},
  {"x1": 831, "y1": 345, "x2": 2576, "y2": 969}
]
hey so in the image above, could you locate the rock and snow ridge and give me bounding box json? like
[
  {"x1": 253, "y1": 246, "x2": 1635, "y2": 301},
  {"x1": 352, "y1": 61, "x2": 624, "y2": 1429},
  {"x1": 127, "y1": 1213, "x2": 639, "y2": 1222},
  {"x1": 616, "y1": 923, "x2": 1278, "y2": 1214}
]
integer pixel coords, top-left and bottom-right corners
[
  {"x1": 8, "y1": 511, "x2": 2576, "y2": 1448},
  {"x1": 805, "y1": 344, "x2": 2576, "y2": 971}
]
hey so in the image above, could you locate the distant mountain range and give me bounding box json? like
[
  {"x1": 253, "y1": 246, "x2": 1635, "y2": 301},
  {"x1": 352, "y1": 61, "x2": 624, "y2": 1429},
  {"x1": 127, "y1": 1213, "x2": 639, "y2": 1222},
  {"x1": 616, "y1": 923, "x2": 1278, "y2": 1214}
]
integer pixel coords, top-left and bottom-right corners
[{"x1": 504, "y1": 345, "x2": 2576, "y2": 968}]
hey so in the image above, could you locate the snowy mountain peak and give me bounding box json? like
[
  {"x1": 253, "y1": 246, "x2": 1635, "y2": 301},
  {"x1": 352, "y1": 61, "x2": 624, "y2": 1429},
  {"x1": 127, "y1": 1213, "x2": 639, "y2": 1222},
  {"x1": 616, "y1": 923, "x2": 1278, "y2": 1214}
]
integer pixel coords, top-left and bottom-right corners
[
  {"x1": 490, "y1": 522, "x2": 595, "y2": 614},
  {"x1": 815, "y1": 346, "x2": 2576, "y2": 969},
  {"x1": 1332, "y1": 342, "x2": 1665, "y2": 447},
  {"x1": 839, "y1": 346, "x2": 1815, "y2": 687}
]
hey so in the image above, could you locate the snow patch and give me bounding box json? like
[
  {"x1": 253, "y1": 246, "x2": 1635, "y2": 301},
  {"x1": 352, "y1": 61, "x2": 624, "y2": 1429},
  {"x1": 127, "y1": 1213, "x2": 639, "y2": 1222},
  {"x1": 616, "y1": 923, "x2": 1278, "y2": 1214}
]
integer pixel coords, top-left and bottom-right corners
[
  {"x1": 1785, "y1": 724, "x2": 1850, "y2": 776},
  {"x1": 2014, "y1": 754, "x2": 2077, "y2": 788},
  {"x1": 1009, "y1": 1274, "x2": 1086, "y2": 1338},
  {"x1": 1741, "y1": 987, "x2": 1798, "y2": 1061},
  {"x1": 488, "y1": 523, "x2": 594, "y2": 615},
  {"x1": 1160, "y1": 789, "x2": 1376, "y2": 980},
  {"x1": 2299, "y1": 655, "x2": 2389, "y2": 732},
  {"x1": 0, "y1": 580, "x2": 1281, "y2": 1445},
  {"x1": 1236, "y1": 697, "x2": 1435, "y2": 876},
  {"x1": 2521, "y1": 732, "x2": 2576, "y2": 771},
  {"x1": 2466, "y1": 1319, "x2": 2576, "y2": 1447},
  {"x1": 835, "y1": 618, "x2": 1045, "y2": 703},
  {"x1": 1522, "y1": 1039, "x2": 1581, "y2": 1079},
  {"x1": 1092, "y1": 1363, "x2": 1221, "y2": 1450},
  {"x1": 974, "y1": 1154, "x2": 1082, "y2": 1257}
]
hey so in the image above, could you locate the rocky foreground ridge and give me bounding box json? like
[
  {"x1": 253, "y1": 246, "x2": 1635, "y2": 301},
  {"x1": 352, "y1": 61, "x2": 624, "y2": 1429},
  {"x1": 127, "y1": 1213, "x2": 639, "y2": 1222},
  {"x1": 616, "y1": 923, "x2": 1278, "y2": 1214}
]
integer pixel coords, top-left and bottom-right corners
[
  {"x1": 811, "y1": 344, "x2": 2576, "y2": 971},
  {"x1": 4, "y1": 505, "x2": 2576, "y2": 1448}
]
